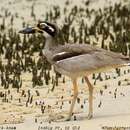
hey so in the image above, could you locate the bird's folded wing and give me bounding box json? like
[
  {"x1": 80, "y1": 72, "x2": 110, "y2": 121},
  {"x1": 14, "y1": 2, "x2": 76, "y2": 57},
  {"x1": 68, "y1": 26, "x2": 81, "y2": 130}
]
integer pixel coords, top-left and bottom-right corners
[
  {"x1": 54, "y1": 47, "x2": 129, "y2": 73},
  {"x1": 52, "y1": 51, "x2": 83, "y2": 62},
  {"x1": 60, "y1": 44, "x2": 99, "y2": 53},
  {"x1": 52, "y1": 44, "x2": 98, "y2": 62}
]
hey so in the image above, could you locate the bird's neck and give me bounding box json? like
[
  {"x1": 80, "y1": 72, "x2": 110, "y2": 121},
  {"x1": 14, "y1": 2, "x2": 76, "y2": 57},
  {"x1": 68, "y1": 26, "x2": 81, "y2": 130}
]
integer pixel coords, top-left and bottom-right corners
[
  {"x1": 44, "y1": 36, "x2": 58, "y2": 51},
  {"x1": 44, "y1": 30, "x2": 65, "y2": 51},
  {"x1": 43, "y1": 36, "x2": 61, "y2": 63}
]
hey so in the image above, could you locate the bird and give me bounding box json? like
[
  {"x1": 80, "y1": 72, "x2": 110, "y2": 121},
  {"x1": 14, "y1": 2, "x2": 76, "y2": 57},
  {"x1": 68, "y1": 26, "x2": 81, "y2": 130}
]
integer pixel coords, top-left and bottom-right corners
[{"x1": 19, "y1": 21, "x2": 130, "y2": 121}]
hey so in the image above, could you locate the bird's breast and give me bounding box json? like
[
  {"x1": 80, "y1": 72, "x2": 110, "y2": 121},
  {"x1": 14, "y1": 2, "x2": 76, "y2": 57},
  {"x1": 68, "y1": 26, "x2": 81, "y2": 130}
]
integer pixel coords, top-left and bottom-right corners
[{"x1": 43, "y1": 49, "x2": 55, "y2": 64}]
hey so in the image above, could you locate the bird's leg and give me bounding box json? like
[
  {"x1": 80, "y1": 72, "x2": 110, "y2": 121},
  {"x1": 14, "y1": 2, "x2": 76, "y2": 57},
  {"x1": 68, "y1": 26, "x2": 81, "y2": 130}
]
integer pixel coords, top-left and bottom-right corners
[
  {"x1": 67, "y1": 78, "x2": 78, "y2": 121},
  {"x1": 84, "y1": 76, "x2": 93, "y2": 120},
  {"x1": 51, "y1": 79, "x2": 78, "y2": 122}
]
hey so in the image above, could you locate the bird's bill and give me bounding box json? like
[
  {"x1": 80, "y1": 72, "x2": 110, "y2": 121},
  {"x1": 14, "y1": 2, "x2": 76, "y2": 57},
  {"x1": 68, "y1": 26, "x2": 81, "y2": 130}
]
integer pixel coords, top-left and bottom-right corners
[{"x1": 19, "y1": 27, "x2": 43, "y2": 34}]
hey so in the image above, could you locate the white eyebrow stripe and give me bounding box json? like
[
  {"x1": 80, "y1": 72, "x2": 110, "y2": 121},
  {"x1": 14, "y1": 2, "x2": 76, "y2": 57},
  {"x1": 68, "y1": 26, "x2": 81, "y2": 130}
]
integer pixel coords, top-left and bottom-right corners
[
  {"x1": 41, "y1": 23, "x2": 47, "y2": 26},
  {"x1": 41, "y1": 23, "x2": 54, "y2": 32}
]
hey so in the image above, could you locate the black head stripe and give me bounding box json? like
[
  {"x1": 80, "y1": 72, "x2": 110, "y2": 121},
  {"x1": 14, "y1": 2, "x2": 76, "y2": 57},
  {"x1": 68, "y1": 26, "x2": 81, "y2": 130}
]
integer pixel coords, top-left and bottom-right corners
[
  {"x1": 45, "y1": 22, "x2": 57, "y2": 37},
  {"x1": 38, "y1": 21, "x2": 57, "y2": 37}
]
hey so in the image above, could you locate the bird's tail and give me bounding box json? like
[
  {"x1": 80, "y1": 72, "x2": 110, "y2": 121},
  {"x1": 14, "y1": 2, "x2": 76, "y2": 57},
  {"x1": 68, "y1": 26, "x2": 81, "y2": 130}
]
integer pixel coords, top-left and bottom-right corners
[{"x1": 123, "y1": 63, "x2": 130, "y2": 66}]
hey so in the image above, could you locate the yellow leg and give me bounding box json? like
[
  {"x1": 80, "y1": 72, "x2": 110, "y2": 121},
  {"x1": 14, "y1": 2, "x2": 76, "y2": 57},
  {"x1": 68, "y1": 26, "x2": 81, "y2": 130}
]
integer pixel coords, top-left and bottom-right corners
[
  {"x1": 67, "y1": 78, "x2": 78, "y2": 121},
  {"x1": 85, "y1": 76, "x2": 93, "y2": 119}
]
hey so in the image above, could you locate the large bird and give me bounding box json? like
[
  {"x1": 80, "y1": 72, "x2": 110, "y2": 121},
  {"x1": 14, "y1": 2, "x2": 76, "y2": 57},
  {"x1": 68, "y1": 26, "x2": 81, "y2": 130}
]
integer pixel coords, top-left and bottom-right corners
[{"x1": 19, "y1": 21, "x2": 129, "y2": 121}]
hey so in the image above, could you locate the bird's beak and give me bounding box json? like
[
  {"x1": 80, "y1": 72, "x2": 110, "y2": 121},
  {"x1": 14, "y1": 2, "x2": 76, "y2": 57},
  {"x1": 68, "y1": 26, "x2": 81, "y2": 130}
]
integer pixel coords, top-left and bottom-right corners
[{"x1": 19, "y1": 27, "x2": 43, "y2": 34}]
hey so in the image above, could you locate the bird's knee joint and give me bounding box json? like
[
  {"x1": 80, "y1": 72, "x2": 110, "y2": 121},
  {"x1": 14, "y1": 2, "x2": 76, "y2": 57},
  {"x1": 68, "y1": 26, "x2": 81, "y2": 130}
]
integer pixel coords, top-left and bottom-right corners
[
  {"x1": 74, "y1": 92, "x2": 78, "y2": 97},
  {"x1": 89, "y1": 86, "x2": 93, "y2": 92}
]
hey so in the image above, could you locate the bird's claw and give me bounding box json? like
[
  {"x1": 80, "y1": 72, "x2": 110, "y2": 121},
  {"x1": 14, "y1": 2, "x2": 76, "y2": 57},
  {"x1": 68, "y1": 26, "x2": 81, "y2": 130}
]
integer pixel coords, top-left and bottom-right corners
[{"x1": 51, "y1": 114, "x2": 71, "y2": 122}]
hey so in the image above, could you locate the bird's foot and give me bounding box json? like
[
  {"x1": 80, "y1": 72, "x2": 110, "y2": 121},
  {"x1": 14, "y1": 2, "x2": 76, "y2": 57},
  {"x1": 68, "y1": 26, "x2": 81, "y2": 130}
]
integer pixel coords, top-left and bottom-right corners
[
  {"x1": 87, "y1": 113, "x2": 93, "y2": 120},
  {"x1": 52, "y1": 114, "x2": 71, "y2": 122}
]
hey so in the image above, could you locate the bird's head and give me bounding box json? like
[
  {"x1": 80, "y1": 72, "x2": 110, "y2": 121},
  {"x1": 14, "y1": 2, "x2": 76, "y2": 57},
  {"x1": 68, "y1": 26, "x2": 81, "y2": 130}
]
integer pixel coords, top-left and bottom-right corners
[{"x1": 19, "y1": 21, "x2": 59, "y2": 37}]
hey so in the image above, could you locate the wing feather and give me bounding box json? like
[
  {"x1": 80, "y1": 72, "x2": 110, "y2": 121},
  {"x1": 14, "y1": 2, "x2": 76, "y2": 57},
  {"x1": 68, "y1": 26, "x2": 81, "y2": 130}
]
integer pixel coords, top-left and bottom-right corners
[
  {"x1": 55, "y1": 48, "x2": 129, "y2": 73},
  {"x1": 52, "y1": 51, "x2": 82, "y2": 62}
]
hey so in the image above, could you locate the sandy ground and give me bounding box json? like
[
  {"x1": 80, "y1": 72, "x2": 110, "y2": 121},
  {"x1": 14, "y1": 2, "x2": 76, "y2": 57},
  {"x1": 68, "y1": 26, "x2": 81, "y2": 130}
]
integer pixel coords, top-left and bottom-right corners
[
  {"x1": 0, "y1": 0, "x2": 130, "y2": 130},
  {"x1": 0, "y1": 67, "x2": 130, "y2": 130}
]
